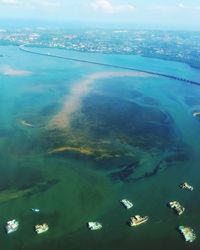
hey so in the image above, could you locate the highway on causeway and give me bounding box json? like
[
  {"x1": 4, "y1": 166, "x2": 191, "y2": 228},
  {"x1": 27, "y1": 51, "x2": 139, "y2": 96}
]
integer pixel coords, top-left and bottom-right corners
[{"x1": 20, "y1": 45, "x2": 200, "y2": 87}]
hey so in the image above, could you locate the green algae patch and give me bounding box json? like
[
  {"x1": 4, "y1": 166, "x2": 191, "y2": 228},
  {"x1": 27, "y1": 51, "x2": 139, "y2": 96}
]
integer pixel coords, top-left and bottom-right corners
[
  {"x1": 48, "y1": 146, "x2": 94, "y2": 156},
  {"x1": 0, "y1": 179, "x2": 58, "y2": 204},
  {"x1": 0, "y1": 188, "x2": 32, "y2": 203}
]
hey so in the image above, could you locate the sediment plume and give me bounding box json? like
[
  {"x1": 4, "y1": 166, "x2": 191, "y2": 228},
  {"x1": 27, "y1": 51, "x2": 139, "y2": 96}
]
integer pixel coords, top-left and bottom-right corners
[{"x1": 51, "y1": 71, "x2": 150, "y2": 128}]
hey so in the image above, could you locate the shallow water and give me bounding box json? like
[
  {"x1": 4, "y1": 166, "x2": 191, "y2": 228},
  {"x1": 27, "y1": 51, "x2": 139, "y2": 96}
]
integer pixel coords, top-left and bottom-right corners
[{"x1": 0, "y1": 46, "x2": 200, "y2": 250}]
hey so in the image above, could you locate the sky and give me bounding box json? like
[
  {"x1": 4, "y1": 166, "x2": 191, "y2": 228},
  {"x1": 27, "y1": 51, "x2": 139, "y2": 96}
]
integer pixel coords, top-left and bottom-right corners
[{"x1": 0, "y1": 0, "x2": 200, "y2": 29}]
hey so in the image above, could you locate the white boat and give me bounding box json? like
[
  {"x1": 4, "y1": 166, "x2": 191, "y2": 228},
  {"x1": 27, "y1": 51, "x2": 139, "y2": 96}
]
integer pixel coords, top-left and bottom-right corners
[
  {"x1": 121, "y1": 199, "x2": 133, "y2": 209},
  {"x1": 5, "y1": 220, "x2": 19, "y2": 234},
  {"x1": 35, "y1": 223, "x2": 49, "y2": 234},
  {"x1": 179, "y1": 226, "x2": 196, "y2": 243},
  {"x1": 192, "y1": 111, "x2": 200, "y2": 117},
  {"x1": 168, "y1": 201, "x2": 185, "y2": 215},
  {"x1": 31, "y1": 208, "x2": 40, "y2": 213},
  {"x1": 179, "y1": 182, "x2": 193, "y2": 191},
  {"x1": 129, "y1": 215, "x2": 149, "y2": 226},
  {"x1": 87, "y1": 222, "x2": 102, "y2": 230}
]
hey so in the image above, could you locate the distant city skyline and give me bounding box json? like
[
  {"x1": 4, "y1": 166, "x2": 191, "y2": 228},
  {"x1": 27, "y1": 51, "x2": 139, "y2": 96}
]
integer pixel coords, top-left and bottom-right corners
[{"x1": 0, "y1": 0, "x2": 200, "y2": 29}]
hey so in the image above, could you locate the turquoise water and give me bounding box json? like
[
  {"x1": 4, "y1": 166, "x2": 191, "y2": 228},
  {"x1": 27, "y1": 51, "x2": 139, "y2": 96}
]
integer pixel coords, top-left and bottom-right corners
[{"x1": 0, "y1": 46, "x2": 200, "y2": 250}]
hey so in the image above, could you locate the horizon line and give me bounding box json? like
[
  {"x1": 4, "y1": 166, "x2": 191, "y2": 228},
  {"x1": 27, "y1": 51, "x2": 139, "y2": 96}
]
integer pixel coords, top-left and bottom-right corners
[{"x1": 0, "y1": 18, "x2": 200, "y2": 31}]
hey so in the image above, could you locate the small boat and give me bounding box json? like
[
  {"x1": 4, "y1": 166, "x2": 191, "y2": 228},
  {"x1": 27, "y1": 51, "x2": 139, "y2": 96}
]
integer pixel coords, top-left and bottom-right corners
[
  {"x1": 35, "y1": 223, "x2": 49, "y2": 234},
  {"x1": 179, "y1": 182, "x2": 193, "y2": 191},
  {"x1": 192, "y1": 111, "x2": 200, "y2": 117},
  {"x1": 31, "y1": 208, "x2": 40, "y2": 213},
  {"x1": 129, "y1": 215, "x2": 149, "y2": 226},
  {"x1": 168, "y1": 201, "x2": 185, "y2": 215},
  {"x1": 87, "y1": 222, "x2": 102, "y2": 230},
  {"x1": 5, "y1": 220, "x2": 19, "y2": 234},
  {"x1": 121, "y1": 199, "x2": 133, "y2": 209},
  {"x1": 179, "y1": 226, "x2": 196, "y2": 243},
  {"x1": 20, "y1": 120, "x2": 33, "y2": 127}
]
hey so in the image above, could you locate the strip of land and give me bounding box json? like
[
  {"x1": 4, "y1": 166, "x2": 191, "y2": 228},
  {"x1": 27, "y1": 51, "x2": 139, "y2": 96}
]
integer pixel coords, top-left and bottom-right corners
[{"x1": 47, "y1": 146, "x2": 93, "y2": 155}]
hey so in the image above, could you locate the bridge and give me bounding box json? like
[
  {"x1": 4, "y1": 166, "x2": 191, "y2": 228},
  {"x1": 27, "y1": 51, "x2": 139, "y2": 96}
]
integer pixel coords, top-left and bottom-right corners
[{"x1": 19, "y1": 45, "x2": 200, "y2": 87}]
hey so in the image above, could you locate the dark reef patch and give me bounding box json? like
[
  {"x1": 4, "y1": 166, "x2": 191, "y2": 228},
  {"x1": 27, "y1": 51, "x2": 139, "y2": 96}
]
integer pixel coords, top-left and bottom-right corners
[
  {"x1": 0, "y1": 129, "x2": 11, "y2": 138},
  {"x1": 39, "y1": 103, "x2": 59, "y2": 117},
  {"x1": 0, "y1": 167, "x2": 44, "y2": 191},
  {"x1": 0, "y1": 166, "x2": 59, "y2": 204},
  {"x1": 131, "y1": 151, "x2": 190, "y2": 182},
  {"x1": 140, "y1": 96, "x2": 159, "y2": 106},
  {"x1": 78, "y1": 93, "x2": 178, "y2": 151},
  {"x1": 110, "y1": 161, "x2": 139, "y2": 181},
  {"x1": 44, "y1": 77, "x2": 188, "y2": 182},
  {"x1": 184, "y1": 95, "x2": 200, "y2": 106}
]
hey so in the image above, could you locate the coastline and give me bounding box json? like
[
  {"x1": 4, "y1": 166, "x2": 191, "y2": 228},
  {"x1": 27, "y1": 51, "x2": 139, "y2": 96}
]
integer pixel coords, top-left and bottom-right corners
[{"x1": 18, "y1": 44, "x2": 200, "y2": 71}]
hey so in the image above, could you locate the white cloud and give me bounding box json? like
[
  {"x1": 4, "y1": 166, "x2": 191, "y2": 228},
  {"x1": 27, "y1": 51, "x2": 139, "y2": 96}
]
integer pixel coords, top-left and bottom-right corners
[
  {"x1": 0, "y1": 0, "x2": 19, "y2": 4},
  {"x1": 0, "y1": 0, "x2": 61, "y2": 8},
  {"x1": 91, "y1": 0, "x2": 135, "y2": 14},
  {"x1": 178, "y1": 2, "x2": 200, "y2": 10},
  {"x1": 152, "y1": 5, "x2": 173, "y2": 12},
  {"x1": 178, "y1": 3, "x2": 184, "y2": 9},
  {"x1": 37, "y1": 1, "x2": 61, "y2": 8},
  {"x1": 152, "y1": 3, "x2": 200, "y2": 12}
]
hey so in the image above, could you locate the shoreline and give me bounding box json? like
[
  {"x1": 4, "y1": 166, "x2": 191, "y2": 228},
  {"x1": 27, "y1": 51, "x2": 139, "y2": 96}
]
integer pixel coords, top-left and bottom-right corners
[{"x1": 18, "y1": 44, "x2": 200, "y2": 71}]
